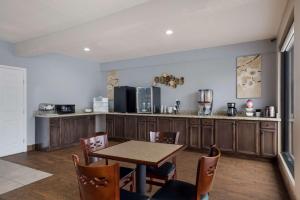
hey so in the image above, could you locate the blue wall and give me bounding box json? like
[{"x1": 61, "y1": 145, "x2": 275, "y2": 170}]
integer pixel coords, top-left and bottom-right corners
[
  {"x1": 100, "y1": 39, "x2": 277, "y2": 113},
  {"x1": 0, "y1": 40, "x2": 102, "y2": 145}
]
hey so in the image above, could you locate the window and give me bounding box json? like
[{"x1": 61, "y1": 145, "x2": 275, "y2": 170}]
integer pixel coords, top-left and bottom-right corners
[{"x1": 281, "y1": 23, "x2": 294, "y2": 176}]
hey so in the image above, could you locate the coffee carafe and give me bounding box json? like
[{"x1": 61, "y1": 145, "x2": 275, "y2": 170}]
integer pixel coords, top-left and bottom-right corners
[{"x1": 227, "y1": 102, "x2": 237, "y2": 116}]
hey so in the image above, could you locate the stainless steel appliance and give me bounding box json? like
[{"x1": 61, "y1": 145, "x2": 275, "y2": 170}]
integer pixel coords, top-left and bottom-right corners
[
  {"x1": 55, "y1": 104, "x2": 75, "y2": 114},
  {"x1": 38, "y1": 103, "x2": 56, "y2": 114},
  {"x1": 136, "y1": 86, "x2": 161, "y2": 113},
  {"x1": 265, "y1": 106, "x2": 275, "y2": 118},
  {"x1": 227, "y1": 102, "x2": 237, "y2": 116},
  {"x1": 197, "y1": 89, "x2": 213, "y2": 115}
]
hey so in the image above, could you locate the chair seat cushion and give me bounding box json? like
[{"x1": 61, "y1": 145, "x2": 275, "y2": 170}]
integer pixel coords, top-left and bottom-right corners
[
  {"x1": 120, "y1": 167, "x2": 134, "y2": 179},
  {"x1": 147, "y1": 162, "x2": 175, "y2": 177},
  {"x1": 120, "y1": 189, "x2": 149, "y2": 200},
  {"x1": 152, "y1": 180, "x2": 209, "y2": 200}
]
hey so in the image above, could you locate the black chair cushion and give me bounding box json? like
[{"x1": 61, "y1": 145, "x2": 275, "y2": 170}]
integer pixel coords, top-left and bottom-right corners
[
  {"x1": 120, "y1": 189, "x2": 150, "y2": 200},
  {"x1": 147, "y1": 162, "x2": 175, "y2": 177},
  {"x1": 152, "y1": 180, "x2": 209, "y2": 200},
  {"x1": 120, "y1": 167, "x2": 134, "y2": 179}
]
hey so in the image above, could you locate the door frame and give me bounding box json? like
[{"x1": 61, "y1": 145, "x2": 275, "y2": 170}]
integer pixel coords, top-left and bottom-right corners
[{"x1": 0, "y1": 65, "x2": 27, "y2": 154}]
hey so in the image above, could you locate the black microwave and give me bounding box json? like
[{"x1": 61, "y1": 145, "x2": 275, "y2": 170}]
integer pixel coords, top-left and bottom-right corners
[{"x1": 55, "y1": 104, "x2": 75, "y2": 114}]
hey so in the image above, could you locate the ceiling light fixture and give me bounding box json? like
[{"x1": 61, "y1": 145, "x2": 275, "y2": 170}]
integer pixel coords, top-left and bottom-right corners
[
  {"x1": 165, "y1": 29, "x2": 174, "y2": 35},
  {"x1": 83, "y1": 47, "x2": 91, "y2": 52}
]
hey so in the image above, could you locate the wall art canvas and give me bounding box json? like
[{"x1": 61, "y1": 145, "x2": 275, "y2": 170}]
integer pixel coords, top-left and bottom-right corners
[
  {"x1": 236, "y1": 54, "x2": 262, "y2": 98},
  {"x1": 106, "y1": 70, "x2": 119, "y2": 100}
]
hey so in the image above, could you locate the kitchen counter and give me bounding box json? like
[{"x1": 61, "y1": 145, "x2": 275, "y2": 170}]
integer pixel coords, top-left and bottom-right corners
[{"x1": 35, "y1": 111, "x2": 281, "y2": 122}]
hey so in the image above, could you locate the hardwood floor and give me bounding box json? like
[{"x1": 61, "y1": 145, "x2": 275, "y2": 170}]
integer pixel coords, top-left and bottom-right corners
[{"x1": 0, "y1": 142, "x2": 289, "y2": 200}]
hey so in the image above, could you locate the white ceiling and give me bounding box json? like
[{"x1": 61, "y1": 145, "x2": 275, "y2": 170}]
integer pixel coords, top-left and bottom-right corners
[{"x1": 0, "y1": 0, "x2": 288, "y2": 62}]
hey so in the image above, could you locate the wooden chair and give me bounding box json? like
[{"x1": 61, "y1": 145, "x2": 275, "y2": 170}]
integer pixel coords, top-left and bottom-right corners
[
  {"x1": 152, "y1": 145, "x2": 221, "y2": 200},
  {"x1": 80, "y1": 133, "x2": 135, "y2": 191},
  {"x1": 72, "y1": 154, "x2": 149, "y2": 200},
  {"x1": 146, "y1": 131, "x2": 180, "y2": 192}
]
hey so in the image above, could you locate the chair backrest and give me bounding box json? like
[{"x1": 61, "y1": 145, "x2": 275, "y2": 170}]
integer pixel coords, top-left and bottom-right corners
[
  {"x1": 149, "y1": 131, "x2": 180, "y2": 144},
  {"x1": 80, "y1": 133, "x2": 109, "y2": 165},
  {"x1": 72, "y1": 154, "x2": 120, "y2": 200},
  {"x1": 195, "y1": 145, "x2": 221, "y2": 199}
]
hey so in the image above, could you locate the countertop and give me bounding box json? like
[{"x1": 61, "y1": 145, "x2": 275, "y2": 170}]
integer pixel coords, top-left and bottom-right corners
[{"x1": 35, "y1": 111, "x2": 281, "y2": 122}]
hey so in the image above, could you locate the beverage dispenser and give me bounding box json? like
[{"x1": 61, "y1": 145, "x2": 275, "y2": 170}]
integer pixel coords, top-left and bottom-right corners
[{"x1": 197, "y1": 89, "x2": 213, "y2": 115}]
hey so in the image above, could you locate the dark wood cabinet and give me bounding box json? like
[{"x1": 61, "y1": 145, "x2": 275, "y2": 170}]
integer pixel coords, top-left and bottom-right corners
[
  {"x1": 215, "y1": 120, "x2": 235, "y2": 152},
  {"x1": 157, "y1": 117, "x2": 173, "y2": 132},
  {"x1": 36, "y1": 116, "x2": 95, "y2": 151},
  {"x1": 189, "y1": 119, "x2": 201, "y2": 148},
  {"x1": 137, "y1": 117, "x2": 157, "y2": 141},
  {"x1": 74, "y1": 116, "x2": 90, "y2": 139},
  {"x1": 49, "y1": 118, "x2": 61, "y2": 149},
  {"x1": 88, "y1": 116, "x2": 95, "y2": 137},
  {"x1": 36, "y1": 113, "x2": 279, "y2": 158},
  {"x1": 114, "y1": 115, "x2": 125, "y2": 138},
  {"x1": 106, "y1": 115, "x2": 114, "y2": 137},
  {"x1": 189, "y1": 124, "x2": 201, "y2": 148},
  {"x1": 260, "y1": 122, "x2": 277, "y2": 157},
  {"x1": 236, "y1": 121, "x2": 259, "y2": 155},
  {"x1": 60, "y1": 117, "x2": 77, "y2": 146},
  {"x1": 124, "y1": 116, "x2": 138, "y2": 140},
  {"x1": 173, "y1": 118, "x2": 188, "y2": 145},
  {"x1": 201, "y1": 119, "x2": 214, "y2": 150}
]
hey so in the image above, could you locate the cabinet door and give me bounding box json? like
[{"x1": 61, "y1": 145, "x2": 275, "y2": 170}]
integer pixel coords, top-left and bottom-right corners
[
  {"x1": 202, "y1": 125, "x2": 214, "y2": 150},
  {"x1": 114, "y1": 115, "x2": 125, "y2": 138},
  {"x1": 124, "y1": 116, "x2": 138, "y2": 140},
  {"x1": 49, "y1": 118, "x2": 61, "y2": 149},
  {"x1": 157, "y1": 117, "x2": 173, "y2": 132},
  {"x1": 106, "y1": 115, "x2": 114, "y2": 137},
  {"x1": 261, "y1": 129, "x2": 277, "y2": 157},
  {"x1": 215, "y1": 120, "x2": 235, "y2": 152},
  {"x1": 236, "y1": 121, "x2": 259, "y2": 155},
  {"x1": 172, "y1": 118, "x2": 188, "y2": 145},
  {"x1": 74, "y1": 117, "x2": 89, "y2": 140},
  {"x1": 137, "y1": 118, "x2": 147, "y2": 141},
  {"x1": 88, "y1": 116, "x2": 96, "y2": 137},
  {"x1": 189, "y1": 125, "x2": 201, "y2": 148},
  {"x1": 61, "y1": 117, "x2": 76, "y2": 146}
]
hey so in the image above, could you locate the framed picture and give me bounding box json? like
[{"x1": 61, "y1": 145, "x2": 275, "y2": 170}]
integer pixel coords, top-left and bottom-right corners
[{"x1": 236, "y1": 54, "x2": 262, "y2": 98}]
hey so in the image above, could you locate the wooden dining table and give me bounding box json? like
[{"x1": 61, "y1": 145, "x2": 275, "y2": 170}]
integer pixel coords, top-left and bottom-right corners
[{"x1": 91, "y1": 140, "x2": 186, "y2": 195}]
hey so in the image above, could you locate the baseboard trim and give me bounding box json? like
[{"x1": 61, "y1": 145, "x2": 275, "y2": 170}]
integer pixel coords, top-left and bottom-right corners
[{"x1": 27, "y1": 144, "x2": 37, "y2": 152}]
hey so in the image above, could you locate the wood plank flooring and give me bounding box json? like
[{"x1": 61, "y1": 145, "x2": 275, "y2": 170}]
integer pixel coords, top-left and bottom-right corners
[{"x1": 0, "y1": 142, "x2": 289, "y2": 200}]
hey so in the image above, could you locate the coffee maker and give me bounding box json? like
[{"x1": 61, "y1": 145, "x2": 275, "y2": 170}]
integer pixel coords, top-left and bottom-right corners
[
  {"x1": 227, "y1": 102, "x2": 237, "y2": 116},
  {"x1": 197, "y1": 89, "x2": 213, "y2": 115}
]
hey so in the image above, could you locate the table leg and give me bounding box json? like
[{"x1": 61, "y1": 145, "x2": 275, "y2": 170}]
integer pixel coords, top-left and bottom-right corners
[{"x1": 136, "y1": 164, "x2": 146, "y2": 195}]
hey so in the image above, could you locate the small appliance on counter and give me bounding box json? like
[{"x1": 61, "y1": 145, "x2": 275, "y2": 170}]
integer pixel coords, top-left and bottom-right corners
[
  {"x1": 136, "y1": 86, "x2": 161, "y2": 113},
  {"x1": 197, "y1": 89, "x2": 213, "y2": 115},
  {"x1": 114, "y1": 86, "x2": 136, "y2": 113},
  {"x1": 38, "y1": 103, "x2": 56, "y2": 114},
  {"x1": 264, "y1": 106, "x2": 276, "y2": 118},
  {"x1": 174, "y1": 99, "x2": 181, "y2": 114},
  {"x1": 93, "y1": 96, "x2": 108, "y2": 112},
  {"x1": 227, "y1": 102, "x2": 237, "y2": 116},
  {"x1": 55, "y1": 104, "x2": 75, "y2": 114}
]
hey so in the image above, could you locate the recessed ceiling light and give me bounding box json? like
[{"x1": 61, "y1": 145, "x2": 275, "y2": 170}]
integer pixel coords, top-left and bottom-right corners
[
  {"x1": 165, "y1": 29, "x2": 174, "y2": 35},
  {"x1": 83, "y1": 47, "x2": 91, "y2": 52}
]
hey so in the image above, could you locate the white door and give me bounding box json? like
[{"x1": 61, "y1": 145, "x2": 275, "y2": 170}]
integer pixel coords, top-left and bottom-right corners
[{"x1": 0, "y1": 65, "x2": 26, "y2": 157}]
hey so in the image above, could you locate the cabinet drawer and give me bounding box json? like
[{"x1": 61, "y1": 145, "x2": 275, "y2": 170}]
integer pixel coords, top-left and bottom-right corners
[
  {"x1": 202, "y1": 119, "x2": 214, "y2": 126},
  {"x1": 261, "y1": 122, "x2": 277, "y2": 130},
  {"x1": 189, "y1": 118, "x2": 201, "y2": 125}
]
